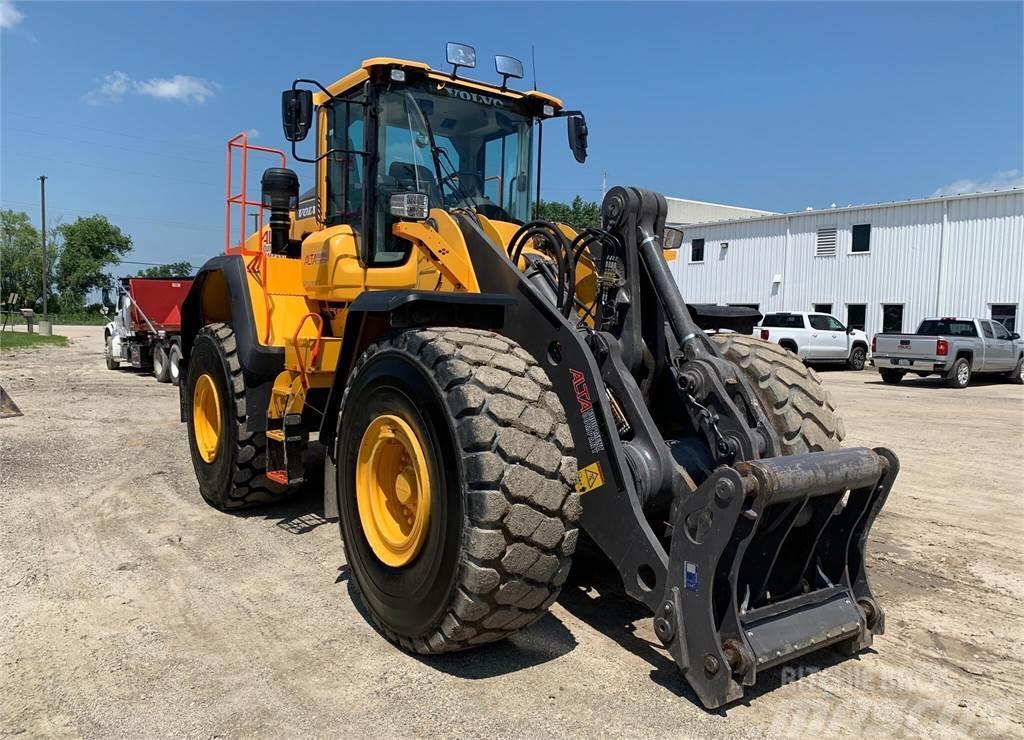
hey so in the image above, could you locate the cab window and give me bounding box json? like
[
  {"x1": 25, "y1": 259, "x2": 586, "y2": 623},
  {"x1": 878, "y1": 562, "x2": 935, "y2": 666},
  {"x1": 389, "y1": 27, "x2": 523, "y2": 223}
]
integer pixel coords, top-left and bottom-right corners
[
  {"x1": 809, "y1": 314, "x2": 846, "y2": 331},
  {"x1": 325, "y1": 95, "x2": 366, "y2": 228}
]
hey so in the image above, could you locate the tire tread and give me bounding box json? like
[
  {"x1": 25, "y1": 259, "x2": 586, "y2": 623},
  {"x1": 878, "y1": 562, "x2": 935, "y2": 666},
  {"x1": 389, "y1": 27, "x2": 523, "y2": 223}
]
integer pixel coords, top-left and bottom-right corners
[
  {"x1": 194, "y1": 323, "x2": 296, "y2": 509},
  {"x1": 711, "y1": 334, "x2": 845, "y2": 453},
  {"x1": 340, "y1": 328, "x2": 578, "y2": 653}
]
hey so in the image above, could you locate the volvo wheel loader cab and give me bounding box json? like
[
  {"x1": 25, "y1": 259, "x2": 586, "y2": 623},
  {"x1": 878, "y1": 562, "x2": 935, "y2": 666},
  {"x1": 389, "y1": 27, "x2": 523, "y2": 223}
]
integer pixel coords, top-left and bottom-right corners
[{"x1": 178, "y1": 45, "x2": 899, "y2": 709}]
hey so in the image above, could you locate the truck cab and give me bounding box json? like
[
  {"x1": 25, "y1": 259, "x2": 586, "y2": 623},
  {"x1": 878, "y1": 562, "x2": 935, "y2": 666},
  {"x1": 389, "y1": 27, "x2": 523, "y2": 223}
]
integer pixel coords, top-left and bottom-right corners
[{"x1": 756, "y1": 311, "x2": 869, "y2": 369}]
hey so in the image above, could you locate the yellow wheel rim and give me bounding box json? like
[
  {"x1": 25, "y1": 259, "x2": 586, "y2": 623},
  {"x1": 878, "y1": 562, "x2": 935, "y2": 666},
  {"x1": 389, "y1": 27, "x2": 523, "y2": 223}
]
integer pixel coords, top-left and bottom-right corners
[
  {"x1": 193, "y1": 373, "x2": 222, "y2": 464},
  {"x1": 356, "y1": 413, "x2": 432, "y2": 567}
]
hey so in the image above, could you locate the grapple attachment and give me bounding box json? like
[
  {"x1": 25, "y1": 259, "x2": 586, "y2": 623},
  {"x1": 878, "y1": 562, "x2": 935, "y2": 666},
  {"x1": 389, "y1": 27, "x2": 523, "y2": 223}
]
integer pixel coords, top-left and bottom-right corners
[{"x1": 656, "y1": 446, "x2": 898, "y2": 708}]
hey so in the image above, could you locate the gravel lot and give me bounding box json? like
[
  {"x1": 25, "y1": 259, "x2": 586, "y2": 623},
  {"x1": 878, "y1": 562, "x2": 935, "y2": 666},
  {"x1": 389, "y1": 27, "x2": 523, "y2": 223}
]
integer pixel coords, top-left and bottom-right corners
[{"x1": 2, "y1": 325, "x2": 1022, "y2": 738}]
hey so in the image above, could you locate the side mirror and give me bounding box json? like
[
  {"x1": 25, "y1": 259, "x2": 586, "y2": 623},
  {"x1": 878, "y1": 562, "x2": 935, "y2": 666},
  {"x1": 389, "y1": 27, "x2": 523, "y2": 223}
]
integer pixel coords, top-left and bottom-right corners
[
  {"x1": 281, "y1": 89, "x2": 313, "y2": 142},
  {"x1": 390, "y1": 192, "x2": 429, "y2": 221},
  {"x1": 662, "y1": 226, "x2": 684, "y2": 250},
  {"x1": 100, "y1": 305, "x2": 109, "y2": 316},
  {"x1": 1012, "y1": 332, "x2": 1021, "y2": 340},
  {"x1": 567, "y1": 114, "x2": 588, "y2": 164},
  {"x1": 446, "y1": 42, "x2": 477, "y2": 77},
  {"x1": 495, "y1": 55, "x2": 524, "y2": 89}
]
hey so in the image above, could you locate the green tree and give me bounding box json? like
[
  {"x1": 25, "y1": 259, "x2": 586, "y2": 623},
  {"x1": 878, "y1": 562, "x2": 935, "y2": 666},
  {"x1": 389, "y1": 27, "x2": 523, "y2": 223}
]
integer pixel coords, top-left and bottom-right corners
[
  {"x1": 0, "y1": 209, "x2": 48, "y2": 307},
  {"x1": 54, "y1": 215, "x2": 132, "y2": 313},
  {"x1": 534, "y1": 196, "x2": 602, "y2": 231},
  {"x1": 137, "y1": 261, "x2": 194, "y2": 278}
]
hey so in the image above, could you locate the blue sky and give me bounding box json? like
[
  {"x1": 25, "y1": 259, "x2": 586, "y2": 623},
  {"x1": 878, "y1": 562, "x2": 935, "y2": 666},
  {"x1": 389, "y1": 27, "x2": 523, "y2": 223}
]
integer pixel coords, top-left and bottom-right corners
[{"x1": 2, "y1": 1, "x2": 1022, "y2": 269}]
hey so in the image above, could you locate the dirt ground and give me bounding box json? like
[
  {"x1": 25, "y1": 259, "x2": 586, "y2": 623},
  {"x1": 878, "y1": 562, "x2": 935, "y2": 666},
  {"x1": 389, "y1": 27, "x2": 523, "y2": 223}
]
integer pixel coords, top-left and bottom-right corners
[{"x1": 2, "y1": 325, "x2": 1022, "y2": 738}]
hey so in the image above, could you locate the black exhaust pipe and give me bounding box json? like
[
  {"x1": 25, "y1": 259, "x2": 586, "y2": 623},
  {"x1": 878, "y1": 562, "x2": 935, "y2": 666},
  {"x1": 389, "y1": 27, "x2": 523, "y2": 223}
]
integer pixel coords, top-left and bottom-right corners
[{"x1": 261, "y1": 167, "x2": 299, "y2": 255}]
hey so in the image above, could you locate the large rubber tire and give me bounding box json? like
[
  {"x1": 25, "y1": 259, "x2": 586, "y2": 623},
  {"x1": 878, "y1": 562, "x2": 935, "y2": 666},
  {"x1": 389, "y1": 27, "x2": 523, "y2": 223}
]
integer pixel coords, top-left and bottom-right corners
[
  {"x1": 946, "y1": 357, "x2": 971, "y2": 389},
  {"x1": 105, "y1": 335, "x2": 118, "y2": 370},
  {"x1": 711, "y1": 334, "x2": 844, "y2": 454},
  {"x1": 168, "y1": 343, "x2": 183, "y2": 387},
  {"x1": 880, "y1": 369, "x2": 905, "y2": 385},
  {"x1": 185, "y1": 323, "x2": 298, "y2": 510},
  {"x1": 153, "y1": 344, "x2": 171, "y2": 383},
  {"x1": 336, "y1": 328, "x2": 579, "y2": 653}
]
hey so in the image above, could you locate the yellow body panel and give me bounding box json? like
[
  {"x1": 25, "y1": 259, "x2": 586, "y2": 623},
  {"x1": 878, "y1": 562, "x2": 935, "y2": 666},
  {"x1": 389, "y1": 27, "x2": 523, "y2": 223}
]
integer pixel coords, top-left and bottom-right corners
[{"x1": 313, "y1": 57, "x2": 564, "y2": 112}]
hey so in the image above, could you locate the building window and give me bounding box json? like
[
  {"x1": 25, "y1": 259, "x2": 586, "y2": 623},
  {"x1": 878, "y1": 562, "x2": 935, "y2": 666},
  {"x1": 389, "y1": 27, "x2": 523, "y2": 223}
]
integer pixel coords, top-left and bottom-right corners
[
  {"x1": 992, "y1": 304, "x2": 1018, "y2": 333},
  {"x1": 690, "y1": 238, "x2": 705, "y2": 263},
  {"x1": 882, "y1": 304, "x2": 904, "y2": 333},
  {"x1": 851, "y1": 224, "x2": 871, "y2": 254},
  {"x1": 813, "y1": 302, "x2": 833, "y2": 314},
  {"x1": 847, "y1": 304, "x2": 866, "y2": 332},
  {"x1": 816, "y1": 227, "x2": 837, "y2": 257}
]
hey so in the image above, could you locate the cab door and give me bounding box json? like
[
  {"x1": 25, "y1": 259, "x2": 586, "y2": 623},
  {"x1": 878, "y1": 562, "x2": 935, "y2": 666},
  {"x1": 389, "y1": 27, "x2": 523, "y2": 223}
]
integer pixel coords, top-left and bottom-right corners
[
  {"x1": 808, "y1": 314, "x2": 847, "y2": 359},
  {"x1": 988, "y1": 320, "x2": 1015, "y2": 370}
]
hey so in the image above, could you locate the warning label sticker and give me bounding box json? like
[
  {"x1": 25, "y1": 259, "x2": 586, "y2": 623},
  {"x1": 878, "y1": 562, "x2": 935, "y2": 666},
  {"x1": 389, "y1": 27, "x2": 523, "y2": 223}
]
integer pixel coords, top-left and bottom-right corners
[{"x1": 575, "y1": 461, "x2": 605, "y2": 494}]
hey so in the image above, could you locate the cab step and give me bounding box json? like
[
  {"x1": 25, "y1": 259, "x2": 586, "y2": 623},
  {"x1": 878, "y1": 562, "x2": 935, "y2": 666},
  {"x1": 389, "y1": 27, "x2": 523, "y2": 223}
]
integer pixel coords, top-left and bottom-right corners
[{"x1": 266, "y1": 412, "x2": 305, "y2": 486}]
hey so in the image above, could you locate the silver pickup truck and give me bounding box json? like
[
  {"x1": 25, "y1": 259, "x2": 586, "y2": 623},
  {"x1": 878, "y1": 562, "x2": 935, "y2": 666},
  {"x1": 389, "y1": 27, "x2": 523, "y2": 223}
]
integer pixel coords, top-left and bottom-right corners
[{"x1": 872, "y1": 317, "x2": 1024, "y2": 388}]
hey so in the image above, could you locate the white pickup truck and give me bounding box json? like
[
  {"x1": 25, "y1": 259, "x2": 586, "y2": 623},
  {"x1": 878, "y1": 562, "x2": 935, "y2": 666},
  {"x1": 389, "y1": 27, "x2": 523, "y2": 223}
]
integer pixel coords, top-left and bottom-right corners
[
  {"x1": 755, "y1": 312, "x2": 870, "y2": 369},
  {"x1": 872, "y1": 317, "x2": 1024, "y2": 388}
]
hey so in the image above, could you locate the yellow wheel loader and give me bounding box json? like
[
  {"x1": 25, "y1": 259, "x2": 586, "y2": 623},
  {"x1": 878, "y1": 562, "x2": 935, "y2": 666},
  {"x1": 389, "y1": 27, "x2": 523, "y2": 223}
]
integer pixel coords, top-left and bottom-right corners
[{"x1": 178, "y1": 45, "x2": 899, "y2": 708}]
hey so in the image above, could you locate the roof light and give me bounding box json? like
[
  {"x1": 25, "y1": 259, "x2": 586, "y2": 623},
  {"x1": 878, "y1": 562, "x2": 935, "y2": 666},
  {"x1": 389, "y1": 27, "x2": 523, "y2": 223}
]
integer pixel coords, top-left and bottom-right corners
[
  {"x1": 390, "y1": 69, "x2": 406, "y2": 82},
  {"x1": 542, "y1": 104, "x2": 555, "y2": 116}
]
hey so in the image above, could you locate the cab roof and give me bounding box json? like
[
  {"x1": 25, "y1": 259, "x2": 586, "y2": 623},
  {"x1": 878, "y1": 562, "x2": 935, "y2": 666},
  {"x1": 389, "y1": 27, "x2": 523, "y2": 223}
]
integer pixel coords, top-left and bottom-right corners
[{"x1": 312, "y1": 56, "x2": 564, "y2": 112}]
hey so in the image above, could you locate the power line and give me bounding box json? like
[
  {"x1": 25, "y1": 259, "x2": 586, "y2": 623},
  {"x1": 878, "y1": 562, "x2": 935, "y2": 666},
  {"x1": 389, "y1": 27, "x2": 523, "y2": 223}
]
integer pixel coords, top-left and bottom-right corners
[
  {"x1": 4, "y1": 127, "x2": 221, "y2": 167},
  {"x1": 5, "y1": 111, "x2": 227, "y2": 156},
  {"x1": 0, "y1": 199, "x2": 220, "y2": 231},
  {"x1": 3, "y1": 152, "x2": 221, "y2": 187}
]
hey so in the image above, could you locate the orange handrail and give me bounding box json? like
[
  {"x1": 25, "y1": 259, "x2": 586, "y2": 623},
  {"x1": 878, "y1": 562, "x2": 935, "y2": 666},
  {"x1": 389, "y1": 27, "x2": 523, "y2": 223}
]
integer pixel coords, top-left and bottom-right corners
[
  {"x1": 292, "y1": 312, "x2": 324, "y2": 389},
  {"x1": 225, "y1": 131, "x2": 287, "y2": 345}
]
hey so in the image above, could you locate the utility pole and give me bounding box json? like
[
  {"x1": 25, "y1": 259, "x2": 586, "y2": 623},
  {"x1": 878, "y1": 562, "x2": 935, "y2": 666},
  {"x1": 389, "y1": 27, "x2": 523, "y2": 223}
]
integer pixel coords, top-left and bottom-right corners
[
  {"x1": 601, "y1": 172, "x2": 607, "y2": 199},
  {"x1": 38, "y1": 176, "x2": 52, "y2": 336}
]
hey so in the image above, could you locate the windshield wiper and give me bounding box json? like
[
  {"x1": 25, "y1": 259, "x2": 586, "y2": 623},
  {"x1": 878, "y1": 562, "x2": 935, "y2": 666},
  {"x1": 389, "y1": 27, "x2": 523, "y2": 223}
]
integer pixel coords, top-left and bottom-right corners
[{"x1": 402, "y1": 92, "x2": 474, "y2": 209}]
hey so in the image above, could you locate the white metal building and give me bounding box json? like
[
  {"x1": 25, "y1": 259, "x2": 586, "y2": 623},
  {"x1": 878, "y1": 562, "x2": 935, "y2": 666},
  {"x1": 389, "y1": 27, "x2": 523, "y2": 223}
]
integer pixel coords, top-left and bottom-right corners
[
  {"x1": 665, "y1": 196, "x2": 773, "y2": 225},
  {"x1": 670, "y1": 189, "x2": 1024, "y2": 337}
]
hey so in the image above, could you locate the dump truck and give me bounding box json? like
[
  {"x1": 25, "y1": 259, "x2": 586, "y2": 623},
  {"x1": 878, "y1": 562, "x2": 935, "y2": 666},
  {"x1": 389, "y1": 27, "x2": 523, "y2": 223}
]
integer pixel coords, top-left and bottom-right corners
[
  {"x1": 104, "y1": 276, "x2": 193, "y2": 384},
  {"x1": 176, "y1": 46, "x2": 899, "y2": 708}
]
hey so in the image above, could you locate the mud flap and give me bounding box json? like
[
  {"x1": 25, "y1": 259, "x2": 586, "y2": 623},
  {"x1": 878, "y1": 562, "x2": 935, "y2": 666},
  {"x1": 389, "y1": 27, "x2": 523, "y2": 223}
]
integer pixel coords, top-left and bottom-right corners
[{"x1": 654, "y1": 446, "x2": 898, "y2": 709}]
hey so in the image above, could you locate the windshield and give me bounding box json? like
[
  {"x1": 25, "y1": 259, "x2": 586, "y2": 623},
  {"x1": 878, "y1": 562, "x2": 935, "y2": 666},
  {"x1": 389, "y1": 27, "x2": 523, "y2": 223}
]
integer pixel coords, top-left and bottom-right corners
[{"x1": 377, "y1": 82, "x2": 534, "y2": 223}]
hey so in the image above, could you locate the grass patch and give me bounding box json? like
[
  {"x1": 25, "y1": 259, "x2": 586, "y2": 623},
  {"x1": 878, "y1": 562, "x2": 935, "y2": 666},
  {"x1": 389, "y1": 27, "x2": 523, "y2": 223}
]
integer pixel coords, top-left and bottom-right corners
[
  {"x1": 3, "y1": 313, "x2": 108, "y2": 326},
  {"x1": 0, "y1": 331, "x2": 69, "y2": 352}
]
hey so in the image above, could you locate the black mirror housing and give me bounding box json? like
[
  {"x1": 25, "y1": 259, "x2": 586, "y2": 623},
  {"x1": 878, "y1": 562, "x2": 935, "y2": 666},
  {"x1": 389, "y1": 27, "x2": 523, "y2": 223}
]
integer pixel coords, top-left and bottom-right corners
[
  {"x1": 495, "y1": 55, "x2": 524, "y2": 88},
  {"x1": 662, "y1": 226, "x2": 684, "y2": 250},
  {"x1": 281, "y1": 89, "x2": 313, "y2": 142},
  {"x1": 567, "y1": 114, "x2": 588, "y2": 164}
]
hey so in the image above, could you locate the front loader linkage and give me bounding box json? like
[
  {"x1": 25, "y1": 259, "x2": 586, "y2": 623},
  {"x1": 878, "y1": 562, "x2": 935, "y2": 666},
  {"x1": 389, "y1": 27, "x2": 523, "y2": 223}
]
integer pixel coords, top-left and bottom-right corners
[{"x1": 657, "y1": 446, "x2": 898, "y2": 708}]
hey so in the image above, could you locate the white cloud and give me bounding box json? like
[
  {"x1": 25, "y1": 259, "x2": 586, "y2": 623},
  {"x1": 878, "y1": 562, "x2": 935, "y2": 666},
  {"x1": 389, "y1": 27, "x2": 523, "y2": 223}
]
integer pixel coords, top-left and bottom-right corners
[
  {"x1": 932, "y1": 169, "x2": 1024, "y2": 197},
  {"x1": 246, "y1": 128, "x2": 259, "y2": 139},
  {"x1": 0, "y1": 0, "x2": 24, "y2": 29},
  {"x1": 135, "y1": 74, "x2": 218, "y2": 104},
  {"x1": 84, "y1": 71, "x2": 219, "y2": 105}
]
